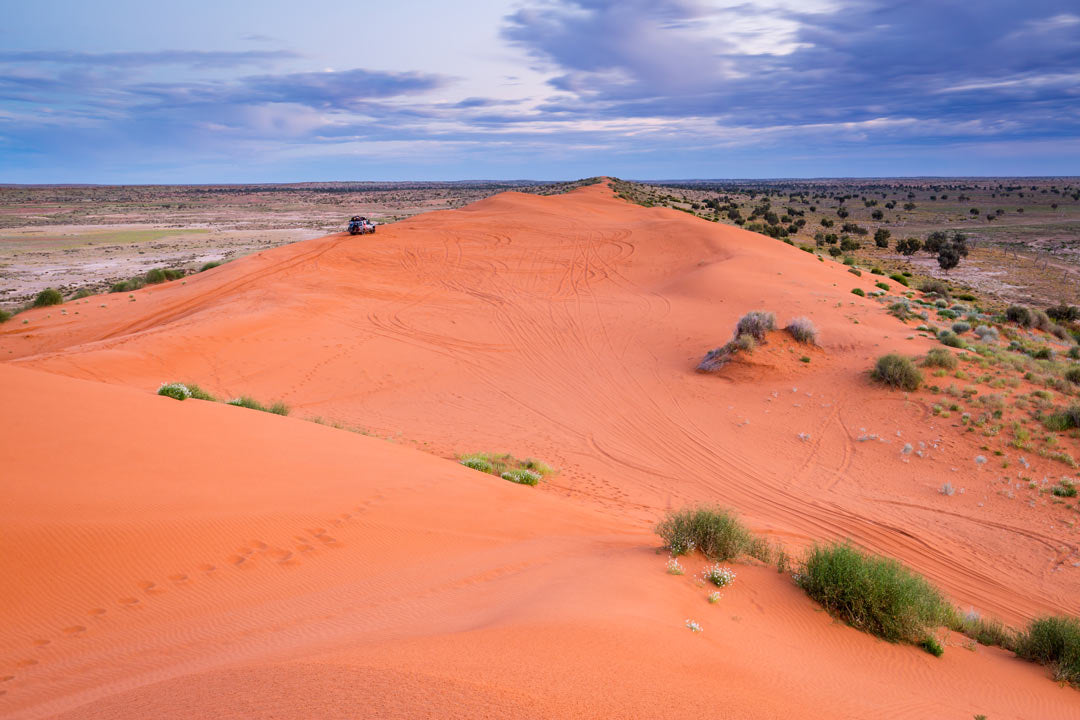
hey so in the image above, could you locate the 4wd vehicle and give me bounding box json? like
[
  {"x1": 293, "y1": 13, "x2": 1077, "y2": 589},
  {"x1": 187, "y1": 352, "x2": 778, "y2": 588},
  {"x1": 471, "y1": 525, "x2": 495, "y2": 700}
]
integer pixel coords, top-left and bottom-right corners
[{"x1": 347, "y1": 216, "x2": 376, "y2": 235}]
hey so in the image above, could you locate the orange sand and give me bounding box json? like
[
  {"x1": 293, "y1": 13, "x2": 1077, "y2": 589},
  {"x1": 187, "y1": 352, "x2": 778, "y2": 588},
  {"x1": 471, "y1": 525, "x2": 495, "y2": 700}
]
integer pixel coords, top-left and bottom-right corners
[{"x1": 2, "y1": 182, "x2": 1078, "y2": 718}]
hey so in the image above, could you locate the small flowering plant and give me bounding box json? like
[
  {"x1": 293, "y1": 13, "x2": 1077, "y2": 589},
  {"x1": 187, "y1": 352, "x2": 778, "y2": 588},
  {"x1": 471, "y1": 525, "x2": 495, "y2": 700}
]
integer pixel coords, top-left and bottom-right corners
[
  {"x1": 157, "y1": 382, "x2": 192, "y2": 401},
  {"x1": 666, "y1": 557, "x2": 685, "y2": 575},
  {"x1": 685, "y1": 619, "x2": 703, "y2": 633},
  {"x1": 701, "y1": 564, "x2": 736, "y2": 588},
  {"x1": 707, "y1": 591, "x2": 722, "y2": 604}
]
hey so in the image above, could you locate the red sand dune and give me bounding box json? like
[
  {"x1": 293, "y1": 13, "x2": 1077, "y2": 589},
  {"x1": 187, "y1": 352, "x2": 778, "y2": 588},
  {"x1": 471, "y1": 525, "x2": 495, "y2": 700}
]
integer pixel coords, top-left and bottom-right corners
[{"x1": 2, "y1": 182, "x2": 1079, "y2": 718}]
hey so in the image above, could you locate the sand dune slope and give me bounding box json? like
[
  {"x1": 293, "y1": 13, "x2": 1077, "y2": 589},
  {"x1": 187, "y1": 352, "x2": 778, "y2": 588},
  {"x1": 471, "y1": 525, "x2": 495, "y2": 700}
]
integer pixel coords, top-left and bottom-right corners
[
  {"x1": 2, "y1": 363, "x2": 1077, "y2": 720},
  {"x1": 3, "y1": 182, "x2": 1080, "y2": 717}
]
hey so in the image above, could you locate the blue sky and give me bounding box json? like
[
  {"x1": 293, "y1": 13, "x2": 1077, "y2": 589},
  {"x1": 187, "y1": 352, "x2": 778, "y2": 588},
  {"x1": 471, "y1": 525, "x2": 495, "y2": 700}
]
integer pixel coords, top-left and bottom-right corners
[{"x1": 2, "y1": 0, "x2": 1078, "y2": 182}]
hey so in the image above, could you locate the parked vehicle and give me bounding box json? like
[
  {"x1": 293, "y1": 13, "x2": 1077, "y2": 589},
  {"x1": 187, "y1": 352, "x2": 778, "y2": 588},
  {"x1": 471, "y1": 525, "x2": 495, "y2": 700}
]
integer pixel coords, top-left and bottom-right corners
[{"x1": 348, "y1": 216, "x2": 376, "y2": 235}]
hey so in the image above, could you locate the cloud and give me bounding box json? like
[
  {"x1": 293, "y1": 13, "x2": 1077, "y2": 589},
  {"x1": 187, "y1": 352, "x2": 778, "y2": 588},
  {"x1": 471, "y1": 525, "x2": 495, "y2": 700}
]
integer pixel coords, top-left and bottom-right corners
[
  {"x1": 501, "y1": 0, "x2": 1080, "y2": 140},
  {"x1": 242, "y1": 68, "x2": 450, "y2": 108},
  {"x1": 0, "y1": 50, "x2": 299, "y2": 68}
]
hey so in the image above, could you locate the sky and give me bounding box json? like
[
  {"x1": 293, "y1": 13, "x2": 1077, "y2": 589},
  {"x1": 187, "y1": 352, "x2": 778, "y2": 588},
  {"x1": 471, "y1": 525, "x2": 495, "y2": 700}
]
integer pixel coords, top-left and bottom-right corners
[{"x1": 1, "y1": 0, "x2": 1079, "y2": 182}]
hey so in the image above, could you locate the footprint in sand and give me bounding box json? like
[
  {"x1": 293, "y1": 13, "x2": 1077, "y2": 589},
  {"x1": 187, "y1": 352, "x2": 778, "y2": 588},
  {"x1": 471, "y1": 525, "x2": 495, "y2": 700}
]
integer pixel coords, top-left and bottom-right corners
[
  {"x1": 15, "y1": 659, "x2": 38, "y2": 668},
  {"x1": 251, "y1": 540, "x2": 268, "y2": 551},
  {"x1": 229, "y1": 555, "x2": 248, "y2": 566},
  {"x1": 88, "y1": 608, "x2": 107, "y2": 616},
  {"x1": 118, "y1": 597, "x2": 140, "y2": 606},
  {"x1": 62, "y1": 626, "x2": 87, "y2": 635},
  {"x1": 2, "y1": 675, "x2": 15, "y2": 682},
  {"x1": 296, "y1": 544, "x2": 315, "y2": 553},
  {"x1": 32, "y1": 639, "x2": 50, "y2": 647},
  {"x1": 198, "y1": 564, "x2": 216, "y2": 573},
  {"x1": 139, "y1": 581, "x2": 163, "y2": 595},
  {"x1": 168, "y1": 573, "x2": 189, "y2": 583}
]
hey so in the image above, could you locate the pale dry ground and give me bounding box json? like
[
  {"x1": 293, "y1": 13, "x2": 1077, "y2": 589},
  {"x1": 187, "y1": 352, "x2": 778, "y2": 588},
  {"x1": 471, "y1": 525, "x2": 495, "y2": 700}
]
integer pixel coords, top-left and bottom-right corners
[
  {"x1": 0, "y1": 225, "x2": 321, "y2": 306},
  {"x1": 0, "y1": 181, "x2": 565, "y2": 307},
  {"x1": 2, "y1": 183, "x2": 1079, "y2": 719}
]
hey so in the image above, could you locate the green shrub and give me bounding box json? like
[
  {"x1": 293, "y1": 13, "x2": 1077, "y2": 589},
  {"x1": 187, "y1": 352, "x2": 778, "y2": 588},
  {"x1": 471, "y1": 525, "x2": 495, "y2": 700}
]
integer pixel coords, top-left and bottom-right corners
[
  {"x1": 919, "y1": 280, "x2": 950, "y2": 297},
  {"x1": 889, "y1": 273, "x2": 910, "y2": 287},
  {"x1": 1044, "y1": 405, "x2": 1080, "y2": 431},
  {"x1": 851, "y1": 288, "x2": 866, "y2": 297},
  {"x1": 1052, "y1": 480, "x2": 1077, "y2": 498},
  {"x1": 501, "y1": 469, "x2": 541, "y2": 486},
  {"x1": 1065, "y1": 367, "x2": 1080, "y2": 385},
  {"x1": 1007, "y1": 305, "x2": 1034, "y2": 327},
  {"x1": 145, "y1": 268, "x2": 185, "y2": 284},
  {"x1": 797, "y1": 542, "x2": 949, "y2": 649},
  {"x1": 459, "y1": 453, "x2": 553, "y2": 484},
  {"x1": 939, "y1": 331, "x2": 966, "y2": 348},
  {"x1": 199, "y1": 261, "x2": 222, "y2": 272},
  {"x1": 951, "y1": 321, "x2": 971, "y2": 334},
  {"x1": 33, "y1": 288, "x2": 64, "y2": 307},
  {"x1": 875, "y1": 281, "x2": 890, "y2": 292},
  {"x1": 460, "y1": 456, "x2": 493, "y2": 473},
  {"x1": 70, "y1": 287, "x2": 94, "y2": 300},
  {"x1": 951, "y1": 611, "x2": 1013, "y2": 648},
  {"x1": 157, "y1": 382, "x2": 192, "y2": 400},
  {"x1": 656, "y1": 506, "x2": 769, "y2": 562},
  {"x1": 870, "y1": 267, "x2": 884, "y2": 275},
  {"x1": 872, "y1": 354, "x2": 923, "y2": 391},
  {"x1": 924, "y1": 348, "x2": 958, "y2": 370},
  {"x1": 157, "y1": 382, "x2": 217, "y2": 402},
  {"x1": 110, "y1": 277, "x2": 146, "y2": 293},
  {"x1": 1015, "y1": 616, "x2": 1080, "y2": 684},
  {"x1": 226, "y1": 396, "x2": 289, "y2": 415},
  {"x1": 920, "y1": 636, "x2": 944, "y2": 657},
  {"x1": 0, "y1": 309, "x2": 10, "y2": 323}
]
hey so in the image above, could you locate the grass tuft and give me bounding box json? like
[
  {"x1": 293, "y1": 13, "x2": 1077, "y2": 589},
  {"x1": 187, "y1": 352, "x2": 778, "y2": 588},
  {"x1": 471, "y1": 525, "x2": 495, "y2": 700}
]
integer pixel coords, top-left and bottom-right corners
[
  {"x1": 157, "y1": 382, "x2": 192, "y2": 401},
  {"x1": 924, "y1": 348, "x2": 958, "y2": 370},
  {"x1": 458, "y1": 452, "x2": 554, "y2": 486},
  {"x1": 796, "y1": 542, "x2": 949, "y2": 650},
  {"x1": 227, "y1": 396, "x2": 289, "y2": 415},
  {"x1": 656, "y1": 506, "x2": 770, "y2": 562},
  {"x1": 501, "y1": 469, "x2": 542, "y2": 485},
  {"x1": 872, "y1": 354, "x2": 923, "y2": 391},
  {"x1": 1015, "y1": 616, "x2": 1080, "y2": 685}
]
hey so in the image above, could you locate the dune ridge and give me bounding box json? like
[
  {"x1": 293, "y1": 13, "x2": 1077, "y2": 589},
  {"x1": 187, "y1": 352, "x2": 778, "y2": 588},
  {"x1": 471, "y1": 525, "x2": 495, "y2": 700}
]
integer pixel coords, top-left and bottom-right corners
[{"x1": 3, "y1": 182, "x2": 1079, "y2": 718}]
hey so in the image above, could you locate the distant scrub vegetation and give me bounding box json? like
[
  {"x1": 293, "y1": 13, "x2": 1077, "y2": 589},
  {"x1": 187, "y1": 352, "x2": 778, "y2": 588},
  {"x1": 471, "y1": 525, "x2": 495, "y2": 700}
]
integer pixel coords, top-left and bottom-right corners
[
  {"x1": 111, "y1": 267, "x2": 185, "y2": 293},
  {"x1": 34, "y1": 288, "x2": 64, "y2": 307}
]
